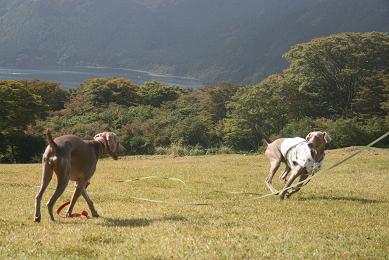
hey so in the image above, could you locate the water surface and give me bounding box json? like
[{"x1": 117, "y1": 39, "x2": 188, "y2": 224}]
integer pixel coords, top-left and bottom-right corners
[{"x1": 0, "y1": 66, "x2": 203, "y2": 89}]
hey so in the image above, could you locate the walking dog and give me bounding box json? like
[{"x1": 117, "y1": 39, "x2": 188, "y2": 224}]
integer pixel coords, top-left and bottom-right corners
[
  {"x1": 34, "y1": 130, "x2": 126, "y2": 222},
  {"x1": 264, "y1": 131, "x2": 331, "y2": 199}
]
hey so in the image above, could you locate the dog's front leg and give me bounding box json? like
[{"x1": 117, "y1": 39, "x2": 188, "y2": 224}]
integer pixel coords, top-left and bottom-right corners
[
  {"x1": 66, "y1": 180, "x2": 86, "y2": 217},
  {"x1": 279, "y1": 165, "x2": 303, "y2": 200},
  {"x1": 285, "y1": 172, "x2": 309, "y2": 199},
  {"x1": 81, "y1": 187, "x2": 99, "y2": 218}
]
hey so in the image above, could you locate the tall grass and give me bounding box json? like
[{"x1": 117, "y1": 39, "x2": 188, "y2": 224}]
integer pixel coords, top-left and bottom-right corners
[{"x1": 154, "y1": 144, "x2": 234, "y2": 156}]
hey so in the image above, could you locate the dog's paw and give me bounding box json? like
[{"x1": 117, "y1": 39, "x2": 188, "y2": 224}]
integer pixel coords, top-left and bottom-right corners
[{"x1": 279, "y1": 190, "x2": 291, "y2": 200}]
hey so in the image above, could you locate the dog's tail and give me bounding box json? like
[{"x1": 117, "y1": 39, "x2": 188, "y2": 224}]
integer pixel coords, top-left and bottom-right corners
[
  {"x1": 46, "y1": 129, "x2": 57, "y2": 152},
  {"x1": 255, "y1": 124, "x2": 273, "y2": 145},
  {"x1": 262, "y1": 134, "x2": 273, "y2": 145}
]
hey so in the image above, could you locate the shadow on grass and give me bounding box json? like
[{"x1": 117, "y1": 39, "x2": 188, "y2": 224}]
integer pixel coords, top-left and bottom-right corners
[
  {"x1": 297, "y1": 195, "x2": 384, "y2": 204},
  {"x1": 101, "y1": 215, "x2": 188, "y2": 228}
]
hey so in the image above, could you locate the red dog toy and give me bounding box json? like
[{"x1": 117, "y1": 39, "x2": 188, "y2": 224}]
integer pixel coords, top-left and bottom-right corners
[{"x1": 56, "y1": 181, "x2": 90, "y2": 219}]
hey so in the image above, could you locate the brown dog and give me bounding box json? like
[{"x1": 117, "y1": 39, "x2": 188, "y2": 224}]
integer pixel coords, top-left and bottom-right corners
[
  {"x1": 34, "y1": 130, "x2": 126, "y2": 222},
  {"x1": 264, "y1": 131, "x2": 331, "y2": 199}
]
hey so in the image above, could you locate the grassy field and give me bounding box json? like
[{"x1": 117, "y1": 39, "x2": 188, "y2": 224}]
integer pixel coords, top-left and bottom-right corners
[{"x1": 0, "y1": 147, "x2": 388, "y2": 259}]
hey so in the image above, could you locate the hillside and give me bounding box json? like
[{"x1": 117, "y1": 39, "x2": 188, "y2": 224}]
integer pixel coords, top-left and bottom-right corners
[{"x1": 0, "y1": 0, "x2": 388, "y2": 83}]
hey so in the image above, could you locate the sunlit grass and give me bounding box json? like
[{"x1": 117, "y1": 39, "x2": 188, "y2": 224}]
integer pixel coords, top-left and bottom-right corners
[{"x1": 0, "y1": 148, "x2": 388, "y2": 258}]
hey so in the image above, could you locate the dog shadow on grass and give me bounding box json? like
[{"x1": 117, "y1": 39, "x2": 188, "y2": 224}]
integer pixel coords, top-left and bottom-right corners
[
  {"x1": 100, "y1": 215, "x2": 188, "y2": 228},
  {"x1": 297, "y1": 195, "x2": 384, "y2": 204}
]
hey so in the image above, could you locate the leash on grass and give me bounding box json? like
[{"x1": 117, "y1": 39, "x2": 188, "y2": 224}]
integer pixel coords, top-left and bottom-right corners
[{"x1": 115, "y1": 131, "x2": 389, "y2": 205}]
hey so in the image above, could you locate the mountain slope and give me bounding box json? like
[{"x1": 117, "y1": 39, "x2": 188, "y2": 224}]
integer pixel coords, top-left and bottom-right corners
[{"x1": 0, "y1": 0, "x2": 388, "y2": 84}]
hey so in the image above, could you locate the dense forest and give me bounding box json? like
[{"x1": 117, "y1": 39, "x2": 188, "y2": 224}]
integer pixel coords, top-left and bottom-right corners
[
  {"x1": 0, "y1": 0, "x2": 388, "y2": 83},
  {"x1": 1, "y1": 32, "x2": 389, "y2": 162}
]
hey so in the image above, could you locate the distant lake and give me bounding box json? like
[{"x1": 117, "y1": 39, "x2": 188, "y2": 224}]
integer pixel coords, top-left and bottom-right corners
[{"x1": 0, "y1": 66, "x2": 203, "y2": 89}]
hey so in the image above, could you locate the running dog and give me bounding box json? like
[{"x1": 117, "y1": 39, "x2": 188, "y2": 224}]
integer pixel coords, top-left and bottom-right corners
[{"x1": 264, "y1": 131, "x2": 331, "y2": 199}]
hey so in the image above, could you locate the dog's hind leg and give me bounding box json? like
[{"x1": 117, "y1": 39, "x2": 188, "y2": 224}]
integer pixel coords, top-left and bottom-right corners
[
  {"x1": 46, "y1": 161, "x2": 70, "y2": 221},
  {"x1": 34, "y1": 163, "x2": 54, "y2": 222},
  {"x1": 279, "y1": 166, "x2": 291, "y2": 183},
  {"x1": 265, "y1": 159, "x2": 281, "y2": 193}
]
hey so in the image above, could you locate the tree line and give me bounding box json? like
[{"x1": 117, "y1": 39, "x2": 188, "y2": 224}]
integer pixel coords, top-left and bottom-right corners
[{"x1": 1, "y1": 32, "x2": 388, "y2": 163}]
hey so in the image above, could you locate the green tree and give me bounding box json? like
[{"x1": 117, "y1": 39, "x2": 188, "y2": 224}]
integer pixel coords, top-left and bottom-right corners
[
  {"x1": 25, "y1": 80, "x2": 69, "y2": 111},
  {"x1": 171, "y1": 116, "x2": 214, "y2": 148},
  {"x1": 0, "y1": 80, "x2": 48, "y2": 162},
  {"x1": 351, "y1": 73, "x2": 388, "y2": 118},
  {"x1": 163, "y1": 90, "x2": 208, "y2": 119},
  {"x1": 0, "y1": 80, "x2": 46, "y2": 132},
  {"x1": 284, "y1": 32, "x2": 389, "y2": 118},
  {"x1": 77, "y1": 77, "x2": 139, "y2": 107},
  {"x1": 137, "y1": 81, "x2": 181, "y2": 107},
  {"x1": 377, "y1": 72, "x2": 389, "y2": 115},
  {"x1": 203, "y1": 81, "x2": 239, "y2": 122},
  {"x1": 223, "y1": 118, "x2": 258, "y2": 151},
  {"x1": 223, "y1": 75, "x2": 289, "y2": 150},
  {"x1": 123, "y1": 105, "x2": 161, "y2": 154}
]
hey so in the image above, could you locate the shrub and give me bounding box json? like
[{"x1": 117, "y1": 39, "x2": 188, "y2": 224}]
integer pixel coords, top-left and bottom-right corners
[
  {"x1": 122, "y1": 135, "x2": 154, "y2": 155},
  {"x1": 279, "y1": 117, "x2": 388, "y2": 149},
  {"x1": 189, "y1": 145, "x2": 206, "y2": 156},
  {"x1": 0, "y1": 132, "x2": 46, "y2": 163},
  {"x1": 205, "y1": 146, "x2": 234, "y2": 155},
  {"x1": 154, "y1": 144, "x2": 207, "y2": 157},
  {"x1": 316, "y1": 117, "x2": 389, "y2": 148},
  {"x1": 279, "y1": 117, "x2": 317, "y2": 138}
]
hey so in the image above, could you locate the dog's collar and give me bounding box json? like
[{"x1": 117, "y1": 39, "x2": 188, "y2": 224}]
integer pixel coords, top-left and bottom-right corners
[{"x1": 94, "y1": 136, "x2": 108, "y2": 153}]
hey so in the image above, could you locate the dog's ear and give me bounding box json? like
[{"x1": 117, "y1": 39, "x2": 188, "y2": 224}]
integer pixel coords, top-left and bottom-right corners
[
  {"x1": 94, "y1": 132, "x2": 106, "y2": 139},
  {"x1": 106, "y1": 132, "x2": 118, "y2": 153},
  {"x1": 117, "y1": 143, "x2": 127, "y2": 155},
  {"x1": 323, "y1": 132, "x2": 332, "y2": 144}
]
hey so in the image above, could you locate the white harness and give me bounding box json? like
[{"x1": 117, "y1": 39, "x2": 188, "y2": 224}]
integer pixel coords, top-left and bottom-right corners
[{"x1": 281, "y1": 137, "x2": 321, "y2": 173}]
